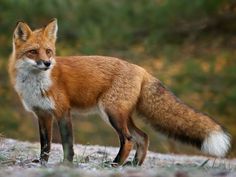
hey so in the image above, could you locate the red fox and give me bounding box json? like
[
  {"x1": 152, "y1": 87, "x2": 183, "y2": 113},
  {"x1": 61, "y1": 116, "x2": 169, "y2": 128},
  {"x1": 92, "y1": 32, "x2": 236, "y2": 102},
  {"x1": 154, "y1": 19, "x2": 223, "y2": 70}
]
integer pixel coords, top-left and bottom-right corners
[{"x1": 9, "y1": 19, "x2": 231, "y2": 166}]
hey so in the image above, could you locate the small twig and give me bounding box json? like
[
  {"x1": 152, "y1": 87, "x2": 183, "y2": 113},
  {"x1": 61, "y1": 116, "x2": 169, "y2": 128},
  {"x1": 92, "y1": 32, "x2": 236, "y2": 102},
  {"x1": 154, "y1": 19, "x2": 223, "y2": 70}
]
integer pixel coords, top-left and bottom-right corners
[
  {"x1": 0, "y1": 159, "x2": 16, "y2": 165},
  {"x1": 199, "y1": 159, "x2": 210, "y2": 168},
  {"x1": 102, "y1": 146, "x2": 107, "y2": 163},
  {"x1": 79, "y1": 145, "x2": 87, "y2": 163},
  {"x1": 212, "y1": 158, "x2": 216, "y2": 168}
]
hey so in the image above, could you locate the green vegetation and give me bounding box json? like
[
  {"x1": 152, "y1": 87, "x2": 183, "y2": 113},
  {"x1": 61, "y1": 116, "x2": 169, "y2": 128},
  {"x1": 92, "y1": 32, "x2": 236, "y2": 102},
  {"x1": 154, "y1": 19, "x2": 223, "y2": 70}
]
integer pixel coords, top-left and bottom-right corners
[{"x1": 0, "y1": 0, "x2": 235, "y2": 156}]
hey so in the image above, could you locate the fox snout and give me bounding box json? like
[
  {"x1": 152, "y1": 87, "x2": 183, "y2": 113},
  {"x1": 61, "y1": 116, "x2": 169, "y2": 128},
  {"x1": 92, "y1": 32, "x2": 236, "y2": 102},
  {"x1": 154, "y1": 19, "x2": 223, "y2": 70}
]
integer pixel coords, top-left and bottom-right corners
[
  {"x1": 36, "y1": 59, "x2": 51, "y2": 67},
  {"x1": 34, "y1": 59, "x2": 53, "y2": 71}
]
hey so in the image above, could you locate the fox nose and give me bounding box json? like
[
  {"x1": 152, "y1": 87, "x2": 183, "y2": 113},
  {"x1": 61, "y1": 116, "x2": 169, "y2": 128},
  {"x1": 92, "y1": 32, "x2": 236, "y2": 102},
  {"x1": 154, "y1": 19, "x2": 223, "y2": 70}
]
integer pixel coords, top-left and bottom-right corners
[{"x1": 43, "y1": 61, "x2": 51, "y2": 67}]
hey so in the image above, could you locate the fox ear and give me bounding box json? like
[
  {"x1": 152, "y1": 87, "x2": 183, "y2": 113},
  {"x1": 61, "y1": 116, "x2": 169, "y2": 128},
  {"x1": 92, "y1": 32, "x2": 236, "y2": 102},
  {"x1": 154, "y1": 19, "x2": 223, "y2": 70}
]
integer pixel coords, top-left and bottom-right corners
[
  {"x1": 44, "y1": 18, "x2": 58, "y2": 42},
  {"x1": 14, "y1": 21, "x2": 32, "y2": 41}
]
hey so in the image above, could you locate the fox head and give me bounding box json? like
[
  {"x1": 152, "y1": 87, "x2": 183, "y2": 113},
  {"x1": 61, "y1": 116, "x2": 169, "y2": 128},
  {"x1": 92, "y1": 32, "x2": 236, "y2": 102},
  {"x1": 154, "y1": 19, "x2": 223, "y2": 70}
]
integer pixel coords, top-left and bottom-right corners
[{"x1": 12, "y1": 19, "x2": 58, "y2": 71}]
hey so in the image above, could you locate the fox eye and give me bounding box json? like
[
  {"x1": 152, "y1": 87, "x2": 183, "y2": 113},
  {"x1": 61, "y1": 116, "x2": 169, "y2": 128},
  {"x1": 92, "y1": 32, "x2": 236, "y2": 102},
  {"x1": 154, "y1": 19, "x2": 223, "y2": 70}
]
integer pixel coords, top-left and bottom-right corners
[
  {"x1": 46, "y1": 49, "x2": 52, "y2": 55},
  {"x1": 28, "y1": 49, "x2": 38, "y2": 55}
]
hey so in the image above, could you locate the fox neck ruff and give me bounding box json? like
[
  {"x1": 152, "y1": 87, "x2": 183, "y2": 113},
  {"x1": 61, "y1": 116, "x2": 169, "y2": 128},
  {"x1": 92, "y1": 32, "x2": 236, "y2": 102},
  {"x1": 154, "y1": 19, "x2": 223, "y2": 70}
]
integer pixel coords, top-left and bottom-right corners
[{"x1": 14, "y1": 59, "x2": 55, "y2": 113}]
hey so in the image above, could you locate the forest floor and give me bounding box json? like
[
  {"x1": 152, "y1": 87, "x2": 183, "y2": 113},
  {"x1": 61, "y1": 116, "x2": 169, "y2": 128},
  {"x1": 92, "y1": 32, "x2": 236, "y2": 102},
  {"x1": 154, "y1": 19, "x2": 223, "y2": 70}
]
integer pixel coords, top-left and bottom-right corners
[{"x1": 0, "y1": 138, "x2": 235, "y2": 177}]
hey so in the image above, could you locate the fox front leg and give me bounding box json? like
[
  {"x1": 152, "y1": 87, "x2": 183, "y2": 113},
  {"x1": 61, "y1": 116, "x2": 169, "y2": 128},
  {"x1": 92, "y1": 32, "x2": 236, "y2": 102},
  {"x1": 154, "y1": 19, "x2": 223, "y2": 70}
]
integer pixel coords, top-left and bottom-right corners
[
  {"x1": 32, "y1": 111, "x2": 53, "y2": 165},
  {"x1": 57, "y1": 112, "x2": 74, "y2": 163}
]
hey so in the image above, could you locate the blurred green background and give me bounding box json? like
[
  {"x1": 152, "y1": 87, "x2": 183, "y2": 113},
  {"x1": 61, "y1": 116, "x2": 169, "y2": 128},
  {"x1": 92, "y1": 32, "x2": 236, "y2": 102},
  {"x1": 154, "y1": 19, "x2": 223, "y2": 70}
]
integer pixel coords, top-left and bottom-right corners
[{"x1": 0, "y1": 0, "x2": 235, "y2": 157}]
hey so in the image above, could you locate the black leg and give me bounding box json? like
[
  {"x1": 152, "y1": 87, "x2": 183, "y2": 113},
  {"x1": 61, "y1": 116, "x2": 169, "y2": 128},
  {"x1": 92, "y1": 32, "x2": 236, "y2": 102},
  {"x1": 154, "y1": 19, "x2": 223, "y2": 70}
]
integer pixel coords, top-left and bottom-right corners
[
  {"x1": 57, "y1": 115, "x2": 74, "y2": 162},
  {"x1": 33, "y1": 111, "x2": 53, "y2": 164}
]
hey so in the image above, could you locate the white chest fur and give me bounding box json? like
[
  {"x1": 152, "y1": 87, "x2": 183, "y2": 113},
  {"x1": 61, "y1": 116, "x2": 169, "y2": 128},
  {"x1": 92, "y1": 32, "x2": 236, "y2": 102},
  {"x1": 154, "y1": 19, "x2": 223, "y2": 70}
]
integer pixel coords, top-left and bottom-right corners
[{"x1": 14, "y1": 68, "x2": 55, "y2": 113}]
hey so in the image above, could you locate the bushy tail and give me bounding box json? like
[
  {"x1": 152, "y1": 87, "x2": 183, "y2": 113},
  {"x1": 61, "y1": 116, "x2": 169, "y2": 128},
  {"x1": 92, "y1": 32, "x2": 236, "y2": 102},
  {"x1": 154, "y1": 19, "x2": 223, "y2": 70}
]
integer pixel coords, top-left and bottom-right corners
[{"x1": 137, "y1": 73, "x2": 231, "y2": 157}]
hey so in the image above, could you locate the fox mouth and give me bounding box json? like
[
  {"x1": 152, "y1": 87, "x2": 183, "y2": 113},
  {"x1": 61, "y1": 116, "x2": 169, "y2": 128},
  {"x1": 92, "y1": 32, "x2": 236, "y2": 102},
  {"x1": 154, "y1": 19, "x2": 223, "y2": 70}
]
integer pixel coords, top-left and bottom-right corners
[{"x1": 33, "y1": 65, "x2": 51, "y2": 71}]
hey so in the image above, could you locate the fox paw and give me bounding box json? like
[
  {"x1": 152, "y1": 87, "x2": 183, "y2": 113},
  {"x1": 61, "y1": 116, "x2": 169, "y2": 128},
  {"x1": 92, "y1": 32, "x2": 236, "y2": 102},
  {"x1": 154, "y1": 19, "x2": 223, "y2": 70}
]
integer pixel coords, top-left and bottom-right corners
[
  {"x1": 32, "y1": 159, "x2": 40, "y2": 163},
  {"x1": 32, "y1": 159, "x2": 47, "y2": 166},
  {"x1": 103, "y1": 161, "x2": 119, "y2": 168},
  {"x1": 61, "y1": 160, "x2": 74, "y2": 167},
  {"x1": 123, "y1": 161, "x2": 138, "y2": 167}
]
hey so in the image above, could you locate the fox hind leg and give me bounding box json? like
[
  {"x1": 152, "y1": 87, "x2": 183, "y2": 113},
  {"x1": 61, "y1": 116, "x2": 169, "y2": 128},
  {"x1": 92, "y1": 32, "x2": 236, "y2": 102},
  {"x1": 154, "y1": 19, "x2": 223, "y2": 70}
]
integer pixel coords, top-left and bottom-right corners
[
  {"x1": 98, "y1": 76, "x2": 143, "y2": 166},
  {"x1": 127, "y1": 118, "x2": 149, "y2": 166},
  {"x1": 108, "y1": 113, "x2": 133, "y2": 166},
  {"x1": 99, "y1": 105, "x2": 134, "y2": 166}
]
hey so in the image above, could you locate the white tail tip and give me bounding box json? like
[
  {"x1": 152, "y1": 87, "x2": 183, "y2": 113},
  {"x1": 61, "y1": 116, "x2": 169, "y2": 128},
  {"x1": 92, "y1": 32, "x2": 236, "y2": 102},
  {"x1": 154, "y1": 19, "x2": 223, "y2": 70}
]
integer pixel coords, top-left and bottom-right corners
[{"x1": 201, "y1": 130, "x2": 231, "y2": 157}]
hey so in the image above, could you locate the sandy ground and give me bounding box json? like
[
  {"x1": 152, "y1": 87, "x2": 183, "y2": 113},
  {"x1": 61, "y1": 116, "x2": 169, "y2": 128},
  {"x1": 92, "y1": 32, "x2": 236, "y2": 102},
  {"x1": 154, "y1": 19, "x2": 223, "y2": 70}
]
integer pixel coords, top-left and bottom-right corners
[{"x1": 0, "y1": 138, "x2": 235, "y2": 177}]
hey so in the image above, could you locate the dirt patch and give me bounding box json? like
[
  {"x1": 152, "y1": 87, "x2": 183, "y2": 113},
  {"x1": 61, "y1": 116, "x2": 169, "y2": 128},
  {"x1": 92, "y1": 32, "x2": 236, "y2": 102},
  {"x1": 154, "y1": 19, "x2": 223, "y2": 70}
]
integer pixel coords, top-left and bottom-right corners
[{"x1": 0, "y1": 138, "x2": 235, "y2": 177}]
